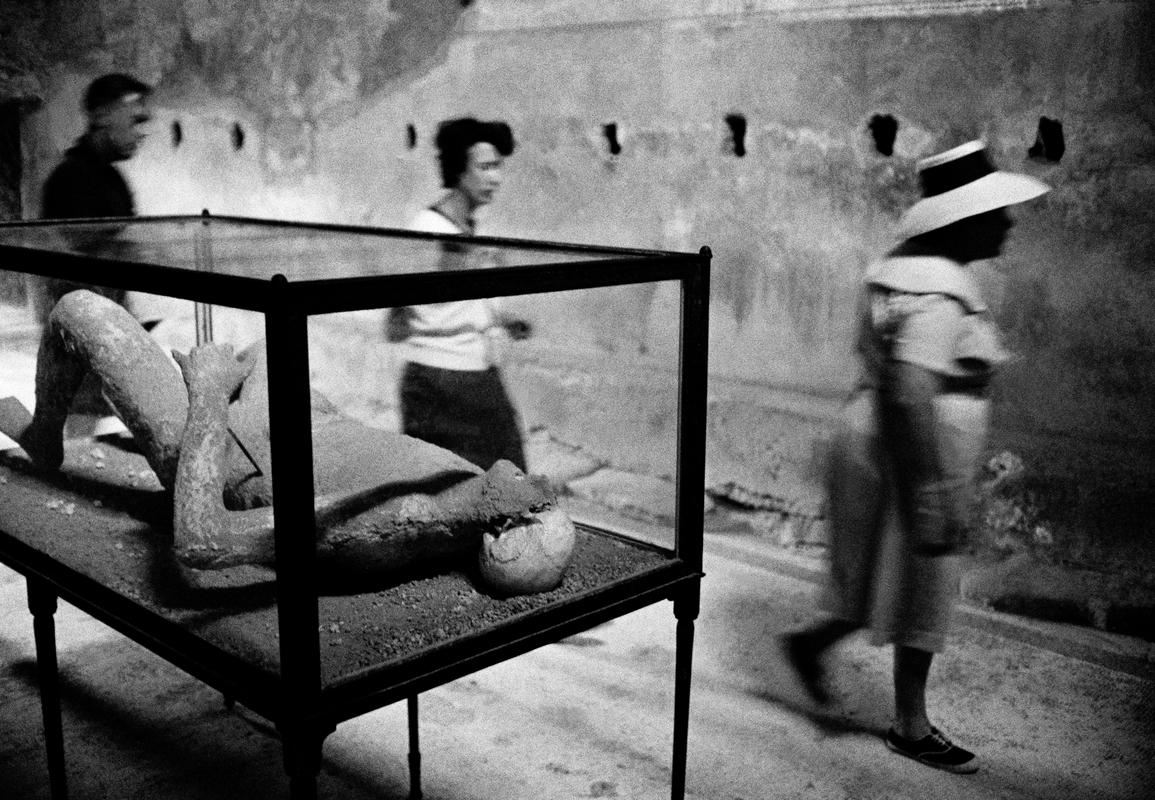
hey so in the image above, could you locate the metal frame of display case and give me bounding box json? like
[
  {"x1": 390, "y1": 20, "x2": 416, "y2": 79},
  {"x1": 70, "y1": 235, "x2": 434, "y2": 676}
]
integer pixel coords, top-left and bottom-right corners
[{"x1": 0, "y1": 214, "x2": 710, "y2": 800}]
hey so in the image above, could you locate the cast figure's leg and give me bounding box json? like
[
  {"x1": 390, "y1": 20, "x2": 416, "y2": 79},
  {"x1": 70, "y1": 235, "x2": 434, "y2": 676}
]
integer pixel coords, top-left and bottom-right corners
[
  {"x1": 21, "y1": 291, "x2": 188, "y2": 486},
  {"x1": 16, "y1": 324, "x2": 88, "y2": 471}
]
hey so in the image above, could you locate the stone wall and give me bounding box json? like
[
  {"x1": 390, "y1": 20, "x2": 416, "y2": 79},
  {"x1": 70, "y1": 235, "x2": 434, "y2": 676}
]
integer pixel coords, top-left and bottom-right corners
[{"x1": 2, "y1": 0, "x2": 1153, "y2": 566}]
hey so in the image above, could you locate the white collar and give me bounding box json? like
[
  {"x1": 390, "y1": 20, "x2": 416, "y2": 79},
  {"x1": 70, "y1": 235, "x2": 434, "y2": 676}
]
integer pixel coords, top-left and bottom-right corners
[{"x1": 865, "y1": 256, "x2": 987, "y2": 313}]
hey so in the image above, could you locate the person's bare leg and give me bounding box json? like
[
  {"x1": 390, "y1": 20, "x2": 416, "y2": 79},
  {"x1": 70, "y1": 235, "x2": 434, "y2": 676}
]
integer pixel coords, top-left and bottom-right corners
[
  {"x1": 893, "y1": 644, "x2": 933, "y2": 739},
  {"x1": 887, "y1": 644, "x2": 977, "y2": 772},
  {"x1": 783, "y1": 617, "x2": 859, "y2": 704},
  {"x1": 794, "y1": 618, "x2": 859, "y2": 653},
  {"x1": 18, "y1": 290, "x2": 188, "y2": 485}
]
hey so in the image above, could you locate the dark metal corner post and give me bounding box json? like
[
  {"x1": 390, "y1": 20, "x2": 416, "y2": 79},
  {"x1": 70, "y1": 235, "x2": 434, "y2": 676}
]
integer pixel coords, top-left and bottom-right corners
[
  {"x1": 264, "y1": 274, "x2": 330, "y2": 799},
  {"x1": 676, "y1": 246, "x2": 710, "y2": 577},
  {"x1": 407, "y1": 694, "x2": 422, "y2": 799},
  {"x1": 28, "y1": 577, "x2": 69, "y2": 799},
  {"x1": 670, "y1": 246, "x2": 710, "y2": 800}
]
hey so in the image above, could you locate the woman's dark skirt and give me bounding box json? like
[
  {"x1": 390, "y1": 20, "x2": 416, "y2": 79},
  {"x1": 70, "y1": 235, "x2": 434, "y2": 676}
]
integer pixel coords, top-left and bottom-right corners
[{"x1": 400, "y1": 361, "x2": 527, "y2": 472}]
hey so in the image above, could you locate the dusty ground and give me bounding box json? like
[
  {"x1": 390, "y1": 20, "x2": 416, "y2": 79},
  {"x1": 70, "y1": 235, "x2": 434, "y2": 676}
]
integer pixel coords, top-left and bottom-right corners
[
  {"x1": 1, "y1": 533, "x2": 1152, "y2": 800},
  {"x1": 2, "y1": 304, "x2": 1152, "y2": 798}
]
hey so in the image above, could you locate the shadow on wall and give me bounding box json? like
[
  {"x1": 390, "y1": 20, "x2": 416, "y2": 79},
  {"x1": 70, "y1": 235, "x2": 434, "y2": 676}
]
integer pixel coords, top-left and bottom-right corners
[
  {"x1": 157, "y1": 0, "x2": 469, "y2": 177},
  {"x1": 361, "y1": 0, "x2": 472, "y2": 94},
  {"x1": 170, "y1": 0, "x2": 468, "y2": 106}
]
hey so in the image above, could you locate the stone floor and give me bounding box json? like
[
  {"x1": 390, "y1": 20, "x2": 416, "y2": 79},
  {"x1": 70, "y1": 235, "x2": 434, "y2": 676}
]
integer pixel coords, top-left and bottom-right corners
[
  {"x1": 1, "y1": 527, "x2": 1153, "y2": 800},
  {"x1": 2, "y1": 301, "x2": 1153, "y2": 798}
]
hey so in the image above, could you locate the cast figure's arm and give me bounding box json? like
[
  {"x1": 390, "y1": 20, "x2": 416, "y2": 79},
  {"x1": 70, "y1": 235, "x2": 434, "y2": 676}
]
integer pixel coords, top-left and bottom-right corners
[{"x1": 172, "y1": 345, "x2": 275, "y2": 569}]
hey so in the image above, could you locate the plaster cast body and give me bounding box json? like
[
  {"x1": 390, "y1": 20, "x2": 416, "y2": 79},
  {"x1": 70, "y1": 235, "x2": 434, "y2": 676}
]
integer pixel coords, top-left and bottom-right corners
[{"x1": 1, "y1": 290, "x2": 575, "y2": 595}]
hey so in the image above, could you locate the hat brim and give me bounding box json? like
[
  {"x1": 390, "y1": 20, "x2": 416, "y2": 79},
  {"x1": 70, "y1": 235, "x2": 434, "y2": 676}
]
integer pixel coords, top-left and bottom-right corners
[{"x1": 898, "y1": 172, "x2": 1050, "y2": 239}]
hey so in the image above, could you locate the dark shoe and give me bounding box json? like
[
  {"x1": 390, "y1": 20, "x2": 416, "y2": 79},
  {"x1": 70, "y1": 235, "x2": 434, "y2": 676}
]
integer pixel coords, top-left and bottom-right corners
[
  {"x1": 783, "y1": 632, "x2": 831, "y2": 706},
  {"x1": 885, "y1": 727, "x2": 978, "y2": 774}
]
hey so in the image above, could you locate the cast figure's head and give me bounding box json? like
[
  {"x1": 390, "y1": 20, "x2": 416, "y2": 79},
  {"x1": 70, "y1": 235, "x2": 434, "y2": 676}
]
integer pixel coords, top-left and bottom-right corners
[
  {"x1": 478, "y1": 507, "x2": 576, "y2": 596},
  {"x1": 435, "y1": 117, "x2": 516, "y2": 209},
  {"x1": 897, "y1": 141, "x2": 1050, "y2": 263},
  {"x1": 84, "y1": 73, "x2": 152, "y2": 162}
]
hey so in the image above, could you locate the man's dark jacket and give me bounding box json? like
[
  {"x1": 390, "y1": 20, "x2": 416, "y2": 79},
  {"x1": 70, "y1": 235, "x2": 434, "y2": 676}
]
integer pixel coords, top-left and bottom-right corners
[
  {"x1": 37, "y1": 136, "x2": 134, "y2": 313},
  {"x1": 42, "y1": 136, "x2": 135, "y2": 220}
]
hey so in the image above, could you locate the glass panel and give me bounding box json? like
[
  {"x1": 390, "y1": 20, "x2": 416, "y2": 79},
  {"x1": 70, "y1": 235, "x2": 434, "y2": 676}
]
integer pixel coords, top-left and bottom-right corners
[
  {"x1": 498, "y1": 281, "x2": 682, "y2": 551},
  {"x1": 0, "y1": 217, "x2": 649, "y2": 283},
  {"x1": 303, "y1": 276, "x2": 681, "y2": 684},
  {"x1": 0, "y1": 229, "x2": 693, "y2": 688},
  {"x1": 307, "y1": 280, "x2": 682, "y2": 525},
  {"x1": 306, "y1": 279, "x2": 684, "y2": 542}
]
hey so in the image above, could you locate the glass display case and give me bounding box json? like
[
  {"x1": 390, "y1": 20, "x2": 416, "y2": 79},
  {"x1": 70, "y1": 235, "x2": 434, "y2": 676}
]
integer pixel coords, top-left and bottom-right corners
[{"x1": 0, "y1": 214, "x2": 710, "y2": 799}]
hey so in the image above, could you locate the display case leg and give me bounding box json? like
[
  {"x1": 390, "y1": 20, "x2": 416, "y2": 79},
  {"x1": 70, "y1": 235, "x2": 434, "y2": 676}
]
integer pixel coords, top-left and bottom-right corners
[
  {"x1": 288, "y1": 773, "x2": 318, "y2": 800},
  {"x1": 279, "y1": 721, "x2": 329, "y2": 800},
  {"x1": 407, "y1": 694, "x2": 423, "y2": 799},
  {"x1": 671, "y1": 597, "x2": 698, "y2": 800},
  {"x1": 27, "y1": 579, "x2": 68, "y2": 800}
]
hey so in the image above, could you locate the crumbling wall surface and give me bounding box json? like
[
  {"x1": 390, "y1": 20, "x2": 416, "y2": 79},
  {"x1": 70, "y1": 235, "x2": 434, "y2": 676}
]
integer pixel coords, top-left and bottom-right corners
[
  {"x1": 4, "y1": 1, "x2": 1155, "y2": 572},
  {"x1": 5, "y1": 0, "x2": 469, "y2": 220}
]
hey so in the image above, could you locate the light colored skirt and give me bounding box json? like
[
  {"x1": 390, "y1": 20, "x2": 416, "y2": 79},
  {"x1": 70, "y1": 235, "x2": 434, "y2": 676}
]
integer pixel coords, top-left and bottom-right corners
[{"x1": 820, "y1": 387, "x2": 989, "y2": 652}]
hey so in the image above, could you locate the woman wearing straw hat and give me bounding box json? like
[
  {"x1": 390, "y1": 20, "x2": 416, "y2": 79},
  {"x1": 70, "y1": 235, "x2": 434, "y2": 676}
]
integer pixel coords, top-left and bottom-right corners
[{"x1": 783, "y1": 141, "x2": 1049, "y2": 774}]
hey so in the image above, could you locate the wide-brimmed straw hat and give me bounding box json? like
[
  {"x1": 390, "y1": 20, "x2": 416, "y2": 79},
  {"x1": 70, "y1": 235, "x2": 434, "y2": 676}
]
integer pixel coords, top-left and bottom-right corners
[{"x1": 897, "y1": 140, "x2": 1050, "y2": 239}]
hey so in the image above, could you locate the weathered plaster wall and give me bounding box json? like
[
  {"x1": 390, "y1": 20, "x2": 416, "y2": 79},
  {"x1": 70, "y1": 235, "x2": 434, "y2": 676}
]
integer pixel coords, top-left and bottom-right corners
[{"x1": 3, "y1": 0, "x2": 1154, "y2": 562}]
